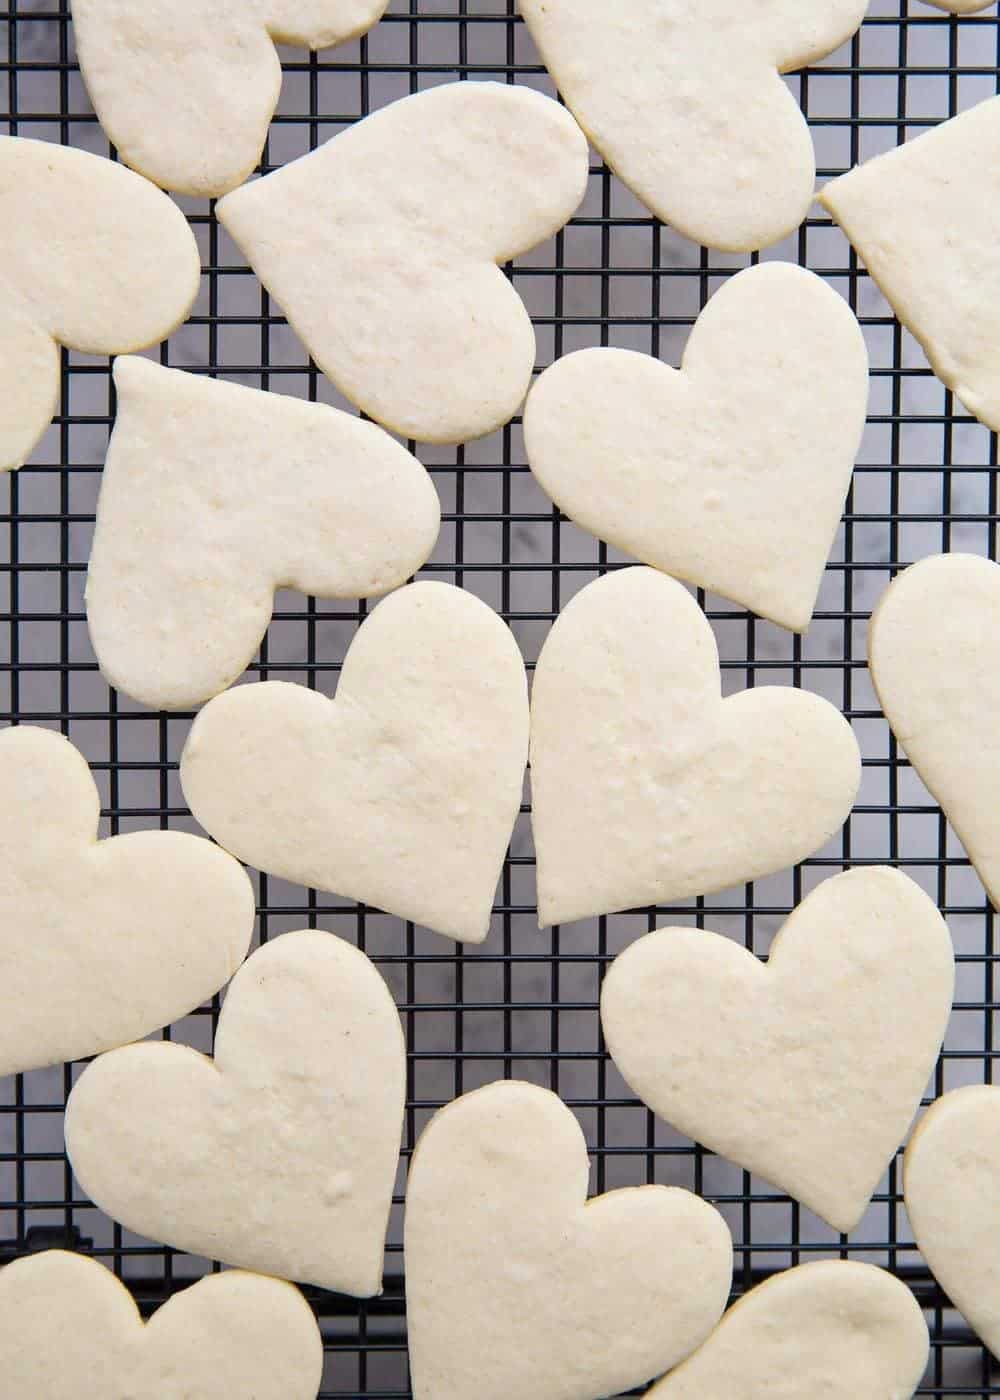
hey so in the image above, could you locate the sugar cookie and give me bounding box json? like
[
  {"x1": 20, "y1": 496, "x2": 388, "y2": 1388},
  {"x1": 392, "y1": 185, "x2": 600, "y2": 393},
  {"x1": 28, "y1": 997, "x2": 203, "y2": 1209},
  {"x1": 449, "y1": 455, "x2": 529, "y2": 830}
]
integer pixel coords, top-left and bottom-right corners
[
  {"x1": 217, "y1": 82, "x2": 588, "y2": 443},
  {"x1": 525, "y1": 263, "x2": 868, "y2": 631},
  {"x1": 65, "y1": 930, "x2": 405, "y2": 1296},
  {"x1": 821, "y1": 97, "x2": 1000, "y2": 432},
  {"x1": 0, "y1": 1251, "x2": 322, "y2": 1399},
  {"x1": 531, "y1": 567, "x2": 861, "y2": 927},
  {"x1": 905, "y1": 1085, "x2": 1000, "y2": 1356},
  {"x1": 0, "y1": 136, "x2": 199, "y2": 472},
  {"x1": 869, "y1": 553, "x2": 1000, "y2": 908},
  {"x1": 649, "y1": 1261, "x2": 928, "y2": 1399},
  {"x1": 919, "y1": 0, "x2": 993, "y2": 12},
  {"x1": 0, "y1": 725, "x2": 254, "y2": 1079},
  {"x1": 72, "y1": 0, "x2": 389, "y2": 197},
  {"x1": 519, "y1": 0, "x2": 868, "y2": 251},
  {"x1": 181, "y1": 582, "x2": 529, "y2": 944},
  {"x1": 405, "y1": 1080, "x2": 733, "y2": 1400},
  {"x1": 87, "y1": 357, "x2": 440, "y2": 710},
  {"x1": 602, "y1": 868, "x2": 954, "y2": 1232}
]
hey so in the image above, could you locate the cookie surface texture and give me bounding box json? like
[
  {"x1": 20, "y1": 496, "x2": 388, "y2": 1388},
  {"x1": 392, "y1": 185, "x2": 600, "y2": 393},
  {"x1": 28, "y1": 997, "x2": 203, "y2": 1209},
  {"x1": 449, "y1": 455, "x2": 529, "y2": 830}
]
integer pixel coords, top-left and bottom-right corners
[
  {"x1": 530, "y1": 567, "x2": 861, "y2": 926},
  {"x1": 217, "y1": 82, "x2": 589, "y2": 443},
  {"x1": 525, "y1": 262, "x2": 868, "y2": 631},
  {"x1": 405, "y1": 1079, "x2": 733, "y2": 1400},
  {"x1": 602, "y1": 867, "x2": 954, "y2": 1232},
  {"x1": 649, "y1": 1260, "x2": 928, "y2": 1399},
  {"x1": 869, "y1": 552, "x2": 1000, "y2": 907},
  {"x1": 87, "y1": 357, "x2": 440, "y2": 710},
  {"x1": 65, "y1": 930, "x2": 405, "y2": 1296},
  {"x1": 519, "y1": 0, "x2": 868, "y2": 251},
  {"x1": 905, "y1": 1085, "x2": 1000, "y2": 1356},
  {"x1": 821, "y1": 97, "x2": 1000, "y2": 433},
  {"x1": 72, "y1": 0, "x2": 389, "y2": 197},
  {"x1": 0, "y1": 136, "x2": 199, "y2": 472},
  {"x1": 0, "y1": 1251, "x2": 323, "y2": 1400},
  {"x1": 0, "y1": 725, "x2": 254, "y2": 1078},
  {"x1": 181, "y1": 582, "x2": 529, "y2": 944}
]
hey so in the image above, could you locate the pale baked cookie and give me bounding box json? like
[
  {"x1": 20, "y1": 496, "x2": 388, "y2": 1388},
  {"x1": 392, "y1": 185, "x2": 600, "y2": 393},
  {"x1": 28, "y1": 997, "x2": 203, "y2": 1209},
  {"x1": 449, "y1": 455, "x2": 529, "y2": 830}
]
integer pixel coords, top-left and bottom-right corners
[
  {"x1": 180, "y1": 582, "x2": 529, "y2": 944},
  {"x1": 524, "y1": 263, "x2": 868, "y2": 632},
  {"x1": 649, "y1": 1261, "x2": 928, "y2": 1399},
  {"x1": 920, "y1": 0, "x2": 994, "y2": 11},
  {"x1": 0, "y1": 726, "x2": 254, "y2": 1079},
  {"x1": 86, "y1": 357, "x2": 440, "y2": 711},
  {"x1": 405, "y1": 1080, "x2": 733, "y2": 1400},
  {"x1": 869, "y1": 553, "x2": 1000, "y2": 907},
  {"x1": 601, "y1": 867, "x2": 954, "y2": 1232},
  {"x1": 65, "y1": 930, "x2": 405, "y2": 1297},
  {"x1": 72, "y1": 1, "x2": 389, "y2": 197},
  {"x1": 0, "y1": 1251, "x2": 323, "y2": 1400},
  {"x1": 0, "y1": 137, "x2": 199, "y2": 473},
  {"x1": 905, "y1": 1085, "x2": 1000, "y2": 1356},
  {"x1": 530, "y1": 567, "x2": 861, "y2": 927},
  {"x1": 821, "y1": 97, "x2": 1000, "y2": 433},
  {"x1": 217, "y1": 83, "x2": 589, "y2": 443},
  {"x1": 518, "y1": 0, "x2": 868, "y2": 252}
]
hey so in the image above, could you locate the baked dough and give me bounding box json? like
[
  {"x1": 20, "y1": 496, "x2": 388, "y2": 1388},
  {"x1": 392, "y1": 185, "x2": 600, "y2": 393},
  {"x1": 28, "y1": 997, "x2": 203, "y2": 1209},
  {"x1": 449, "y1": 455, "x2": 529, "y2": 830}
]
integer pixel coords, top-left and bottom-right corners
[
  {"x1": 405, "y1": 1080, "x2": 733, "y2": 1400},
  {"x1": 72, "y1": 0, "x2": 389, "y2": 197},
  {"x1": 65, "y1": 930, "x2": 404, "y2": 1297},
  {"x1": 524, "y1": 263, "x2": 868, "y2": 632},
  {"x1": 181, "y1": 582, "x2": 529, "y2": 943},
  {"x1": 531, "y1": 567, "x2": 861, "y2": 927},
  {"x1": 649, "y1": 1261, "x2": 928, "y2": 1398},
  {"x1": 0, "y1": 725, "x2": 254, "y2": 1079},
  {"x1": 919, "y1": 0, "x2": 994, "y2": 12},
  {"x1": 602, "y1": 867, "x2": 954, "y2": 1233},
  {"x1": 821, "y1": 97, "x2": 1000, "y2": 433},
  {"x1": 905, "y1": 1086, "x2": 1000, "y2": 1355},
  {"x1": 86, "y1": 357, "x2": 440, "y2": 710},
  {"x1": 0, "y1": 1251, "x2": 322, "y2": 1399},
  {"x1": 519, "y1": 0, "x2": 868, "y2": 252},
  {"x1": 0, "y1": 136, "x2": 199, "y2": 473},
  {"x1": 217, "y1": 82, "x2": 588, "y2": 443},
  {"x1": 869, "y1": 553, "x2": 1000, "y2": 907}
]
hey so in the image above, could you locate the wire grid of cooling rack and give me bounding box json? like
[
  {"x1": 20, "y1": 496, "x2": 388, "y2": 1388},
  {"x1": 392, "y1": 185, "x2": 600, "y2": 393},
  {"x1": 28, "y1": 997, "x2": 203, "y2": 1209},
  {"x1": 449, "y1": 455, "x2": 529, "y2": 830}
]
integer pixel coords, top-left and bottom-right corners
[{"x1": 1, "y1": 1, "x2": 999, "y2": 1396}]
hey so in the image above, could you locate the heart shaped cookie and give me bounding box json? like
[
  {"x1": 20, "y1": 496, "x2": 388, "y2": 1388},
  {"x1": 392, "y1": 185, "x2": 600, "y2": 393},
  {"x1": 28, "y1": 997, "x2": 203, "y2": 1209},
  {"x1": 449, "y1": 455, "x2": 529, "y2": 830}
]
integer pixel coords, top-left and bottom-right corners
[
  {"x1": 649, "y1": 1261, "x2": 928, "y2": 1399},
  {"x1": 0, "y1": 137, "x2": 199, "y2": 473},
  {"x1": 65, "y1": 929, "x2": 405, "y2": 1296},
  {"x1": 602, "y1": 867, "x2": 954, "y2": 1232},
  {"x1": 180, "y1": 582, "x2": 529, "y2": 944},
  {"x1": 405, "y1": 1080, "x2": 733, "y2": 1400},
  {"x1": 72, "y1": 0, "x2": 389, "y2": 197},
  {"x1": 869, "y1": 553, "x2": 1000, "y2": 907},
  {"x1": 524, "y1": 263, "x2": 868, "y2": 632},
  {"x1": 86, "y1": 357, "x2": 440, "y2": 711},
  {"x1": 217, "y1": 82, "x2": 589, "y2": 443},
  {"x1": 821, "y1": 97, "x2": 1000, "y2": 433},
  {"x1": 530, "y1": 567, "x2": 861, "y2": 927},
  {"x1": 0, "y1": 1251, "x2": 323, "y2": 1399},
  {"x1": 0, "y1": 725, "x2": 254, "y2": 1079},
  {"x1": 519, "y1": 0, "x2": 868, "y2": 252},
  {"x1": 904, "y1": 1085, "x2": 1000, "y2": 1355}
]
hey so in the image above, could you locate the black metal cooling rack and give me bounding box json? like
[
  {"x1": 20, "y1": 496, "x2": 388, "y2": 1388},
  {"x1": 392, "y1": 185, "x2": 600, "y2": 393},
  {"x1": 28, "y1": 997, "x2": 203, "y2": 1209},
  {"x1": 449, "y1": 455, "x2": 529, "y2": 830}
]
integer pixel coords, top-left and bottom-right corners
[{"x1": 2, "y1": 1, "x2": 999, "y2": 1395}]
